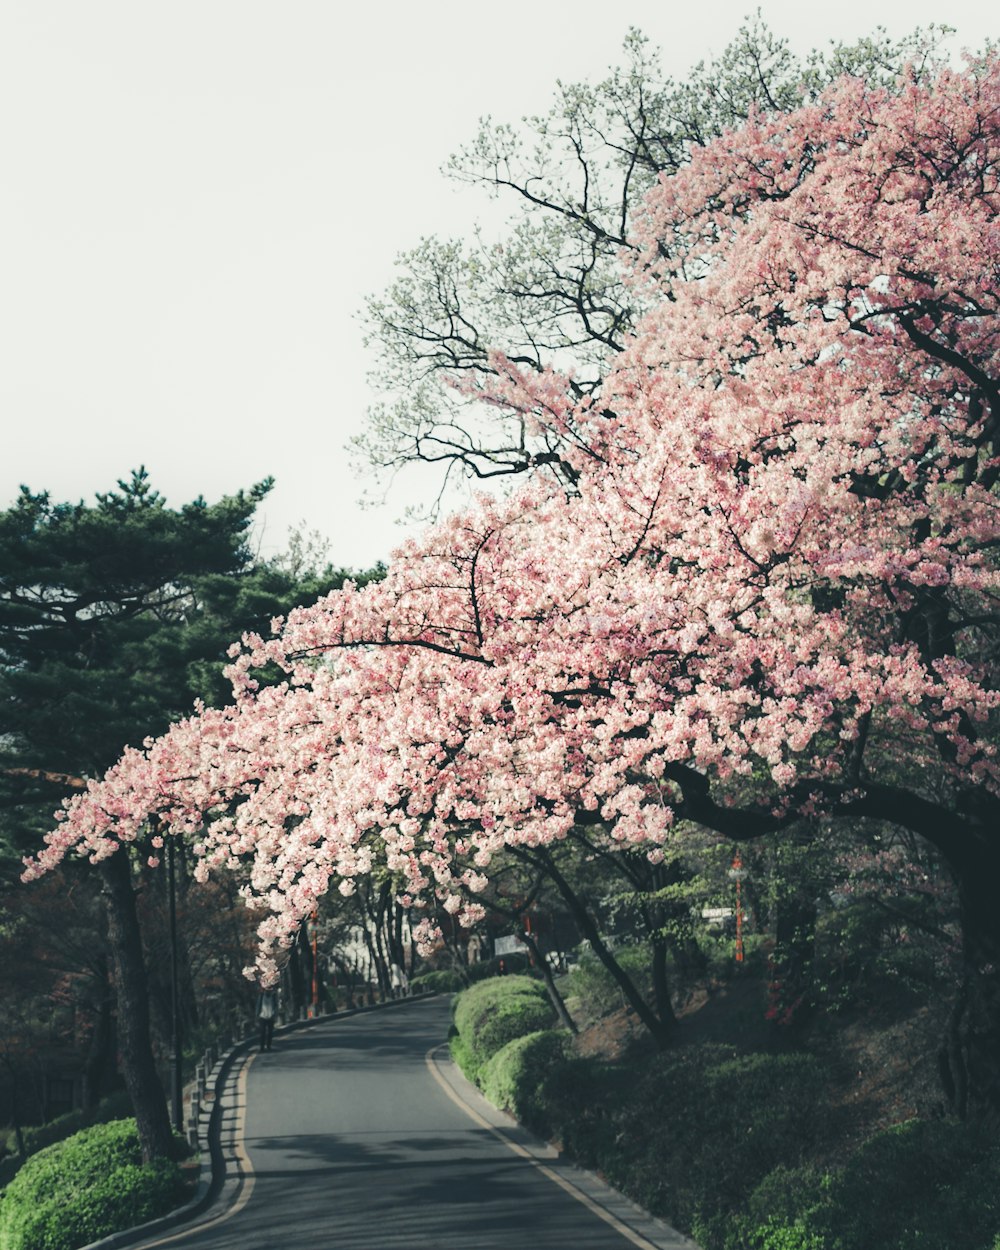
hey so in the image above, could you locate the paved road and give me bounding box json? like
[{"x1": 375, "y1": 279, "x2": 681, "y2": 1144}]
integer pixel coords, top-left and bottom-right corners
[{"x1": 136, "y1": 997, "x2": 693, "y2": 1250}]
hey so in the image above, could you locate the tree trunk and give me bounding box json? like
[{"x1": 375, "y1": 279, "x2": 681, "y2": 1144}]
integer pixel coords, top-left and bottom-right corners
[
  {"x1": 650, "y1": 936, "x2": 678, "y2": 1027},
  {"x1": 519, "y1": 927, "x2": 578, "y2": 1034},
  {"x1": 287, "y1": 937, "x2": 308, "y2": 1017},
  {"x1": 4, "y1": 1058, "x2": 27, "y2": 1159},
  {"x1": 99, "y1": 849, "x2": 173, "y2": 1163},
  {"x1": 939, "y1": 859, "x2": 1000, "y2": 1124},
  {"x1": 536, "y1": 849, "x2": 671, "y2": 1047},
  {"x1": 766, "y1": 893, "x2": 817, "y2": 1035}
]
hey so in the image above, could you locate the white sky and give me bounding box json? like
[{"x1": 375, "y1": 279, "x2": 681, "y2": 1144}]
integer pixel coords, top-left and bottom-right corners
[{"x1": 1, "y1": 1, "x2": 995, "y2": 570}]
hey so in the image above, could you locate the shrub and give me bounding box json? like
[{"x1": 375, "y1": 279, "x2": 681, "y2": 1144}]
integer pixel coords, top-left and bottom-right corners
[
  {"x1": 583, "y1": 1044, "x2": 826, "y2": 1237},
  {"x1": 717, "y1": 1119, "x2": 1000, "y2": 1250},
  {"x1": 451, "y1": 975, "x2": 555, "y2": 1083},
  {"x1": 0, "y1": 1090, "x2": 134, "y2": 1187},
  {"x1": 409, "y1": 969, "x2": 464, "y2": 993},
  {"x1": 808, "y1": 1119, "x2": 1000, "y2": 1250},
  {"x1": 467, "y1": 954, "x2": 531, "y2": 982},
  {"x1": 479, "y1": 1029, "x2": 572, "y2": 1131},
  {"x1": 0, "y1": 1119, "x2": 184, "y2": 1250},
  {"x1": 448, "y1": 1028, "x2": 477, "y2": 1082}
]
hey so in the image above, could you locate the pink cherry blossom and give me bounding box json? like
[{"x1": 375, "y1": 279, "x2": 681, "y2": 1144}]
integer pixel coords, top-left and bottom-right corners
[{"x1": 24, "y1": 56, "x2": 1000, "y2": 986}]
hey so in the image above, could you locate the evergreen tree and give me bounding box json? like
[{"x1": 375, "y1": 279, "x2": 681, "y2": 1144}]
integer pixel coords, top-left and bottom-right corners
[{"x1": 0, "y1": 469, "x2": 368, "y2": 1161}]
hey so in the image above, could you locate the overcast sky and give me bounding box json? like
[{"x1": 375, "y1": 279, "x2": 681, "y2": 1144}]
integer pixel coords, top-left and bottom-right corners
[{"x1": 2, "y1": 1, "x2": 995, "y2": 570}]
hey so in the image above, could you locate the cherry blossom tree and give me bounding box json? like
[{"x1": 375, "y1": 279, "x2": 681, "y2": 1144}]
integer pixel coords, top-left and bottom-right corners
[{"x1": 26, "y1": 54, "x2": 1000, "y2": 1117}]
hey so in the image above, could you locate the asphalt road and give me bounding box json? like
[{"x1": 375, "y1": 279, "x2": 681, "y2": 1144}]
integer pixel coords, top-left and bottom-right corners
[{"x1": 134, "y1": 997, "x2": 693, "y2": 1250}]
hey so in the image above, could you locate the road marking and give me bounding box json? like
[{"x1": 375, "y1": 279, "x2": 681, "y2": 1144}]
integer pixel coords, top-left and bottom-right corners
[
  {"x1": 137, "y1": 1051, "x2": 258, "y2": 1249},
  {"x1": 424, "y1": 1046, "x2": 665, "y2": 1250}
]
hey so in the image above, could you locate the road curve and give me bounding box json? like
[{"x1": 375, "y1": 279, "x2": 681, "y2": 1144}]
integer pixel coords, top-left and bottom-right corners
[{"x1": 134, "y1": 996, "x2": 694, "y2": 1250}]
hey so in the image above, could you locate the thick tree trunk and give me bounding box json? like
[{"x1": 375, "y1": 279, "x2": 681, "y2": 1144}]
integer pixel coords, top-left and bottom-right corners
[
  {"x1": 99, "y1": 849, "x2": 173, "y2": 1163},
  {"x1": 940, "y1": 863, "x2": 1000, "y2": 1124}
]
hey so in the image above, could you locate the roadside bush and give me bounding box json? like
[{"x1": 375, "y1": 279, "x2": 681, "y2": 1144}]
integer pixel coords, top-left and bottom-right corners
[
  {"x1": 0, "y1": 1119, "x2": 184, "y2": 1250},
  {"x1": 574, "y1": 1044, "x2": 825, "y2": 1238},
  {"x1": 409, "y1": 969, "x2": 464, "y2": 993},
  {"x1": 450, "y1": 975, "x2": 555, "y2": 1083},
  {"x1": 479, "y1": 1029, "x2": 571, "y2": 1132},
  {"x1": 448, "y1": 1027, "x2": 478, "y2": 1082},
  {"x1": 716, "y1": 1119, "x2": 1000, "y2": 1250},
  {"x1": 0, "y1": 1090, "x2": 133, "y2": 1188}
]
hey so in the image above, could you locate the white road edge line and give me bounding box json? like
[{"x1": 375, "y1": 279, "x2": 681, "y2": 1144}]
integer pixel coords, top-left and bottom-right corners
[{"x1": 424, "y1": 1045, "x2": 663, "y2": 1250}]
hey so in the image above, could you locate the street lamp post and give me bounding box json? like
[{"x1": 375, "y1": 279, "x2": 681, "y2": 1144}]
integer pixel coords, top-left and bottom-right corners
[{"x1": 728, "y1": 853, "x2": 747, "y2": 965}]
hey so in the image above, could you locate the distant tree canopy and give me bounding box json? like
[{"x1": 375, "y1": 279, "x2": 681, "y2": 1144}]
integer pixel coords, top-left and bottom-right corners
[{"x1": 0, "y1": 468, "x2": 375, "y2": 860}]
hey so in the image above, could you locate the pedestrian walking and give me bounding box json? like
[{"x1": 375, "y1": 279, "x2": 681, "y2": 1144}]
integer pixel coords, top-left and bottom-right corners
[{"x1": 258, "y1": 985, "x2": 278, "y2": 1051}]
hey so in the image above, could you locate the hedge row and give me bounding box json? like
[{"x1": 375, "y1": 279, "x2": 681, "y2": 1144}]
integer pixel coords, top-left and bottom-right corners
[
  {"x1": 449, "y1": 974, "x2": 556, "y2": 1084},
  {"x1": 0, "y1": 1091, "x2": 134, "y2": 1189},
  {"x1": 723, "y1": 1119, "x2": 1000, "y2": 1250},
  {"x1": 451, "y1": 977, "x2": 1000, "y2": 1249},
  {"x1": 0, "y1": 1119, "x2": 185, "y2": 1250}
]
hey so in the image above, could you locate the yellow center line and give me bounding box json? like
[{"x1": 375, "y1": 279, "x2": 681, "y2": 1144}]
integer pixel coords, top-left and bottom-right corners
[{"x1": 424, "y1": 1045, "x2": 663, "y2": 1250}]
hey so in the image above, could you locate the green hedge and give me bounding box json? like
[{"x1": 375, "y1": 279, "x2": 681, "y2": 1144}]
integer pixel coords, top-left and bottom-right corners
[
  {"x1": 0, "y1": 1119, "x2": 184, "y2": 1250},
  {"x1": 519, "y1": 1041, "x2": 826, "y2": 1240},
  {"x1": 726, "y1": 1119, "x2": 1000, "y2": 1250},
  {"x1": 450, "y1": 975, "x2": 555, "y2": 1084},
  {"x1": 0, "y1": 1091, "x2": 134, "y2": 1190},
  {"x1": 409, "y1": 969, "x2": 465, "y2": 993},
  {"x1": 450, "y1": 981, "x2": 1000, "y2": 1249},
  {"x1": 479, "y1": 1029, "x2": 572, "y2": 1131}
]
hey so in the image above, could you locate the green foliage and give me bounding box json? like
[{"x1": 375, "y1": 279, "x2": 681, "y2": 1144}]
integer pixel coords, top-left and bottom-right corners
[
  {"x1": 0, "y1": 1119, "x2": 183, "y2": 1250},
  {"x1": 447, "y1": 1028, "x2": 478, "y2": 1084},
  {"x1": 511, "y1": 1041, "x2": 824, "y2": 1238},
  {"x1": 450, "y1": 975, "x2": 555, "y2": 1083},
  {"x1": 450, "y1": 1015, "x2": 1000, "y2": 1250},
  {"x1": 566, "y1": 947, "x2": 651, "y2": 1019},
  {"x1": 814, "y1": 893, "x2": 956, "y2": 1015},
  {"x1": 609, "y1": 1047, "x2": 825, "y2": 1236},
  {"x1": 409, "y1": 969, "x2": 464, "y2": 993},
  {"x1": 467, "y1": 954, "x2": 530, "y2": 982},
  {"x1": 0, "y1": 470, "x2": 369, "y2": 866},
  {"x1": 697, "y1": 1119, "x2": 1000, "y2": 1250},
  {"x1": 0, "y1": 1091, "x2": 133, "y2": 1187},
  {"x1": 479, "y1": 1029, "x2": 572, "y2": 1131}
]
